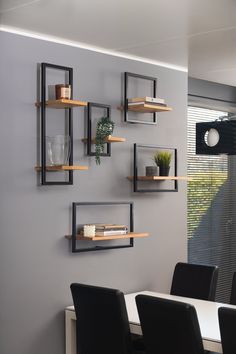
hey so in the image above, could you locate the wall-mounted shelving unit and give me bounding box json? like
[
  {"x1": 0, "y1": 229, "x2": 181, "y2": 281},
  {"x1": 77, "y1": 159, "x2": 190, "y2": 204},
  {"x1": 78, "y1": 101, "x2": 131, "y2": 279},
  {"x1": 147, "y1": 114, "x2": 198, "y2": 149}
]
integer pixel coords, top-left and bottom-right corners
[
  {"x1": 83, "y1": 102, "x2": 126, "y2": 159},
  {"x1": 35, "y1": 99, "x2": 87, "y2": 109},
  {"x1": 128, "y1": 143, "x2": 189, "y2": 193},
  {"x1": 118, "y1": 72, "x2": 172, "y2": 125},
  {"x1": 127, "y1": 176, "x2": 191, "y2": 181},
  {"x1": 35, "y1": 165, "x2": 89, "y2": 171},
  {"x1": 66, "y1": 201, "x2": 149, "y2": 253},
  {"x1": 36, "y1": 62, "x2": 88, "y2": 185}
]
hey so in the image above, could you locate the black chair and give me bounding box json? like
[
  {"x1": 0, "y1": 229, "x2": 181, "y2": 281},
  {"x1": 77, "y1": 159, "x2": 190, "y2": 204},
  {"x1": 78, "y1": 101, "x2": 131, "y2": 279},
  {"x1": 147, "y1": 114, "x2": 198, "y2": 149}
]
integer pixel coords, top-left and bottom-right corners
[
  {"x1": 70, "y1": 283, "x2": 141, "y2": 354},
  {"x1": 230, "y1": 272, "x2": 236, "y2": 305},
  {"x1": 170, "y1": 262, "x2": 219, "y2": 301},
  {"x1": 218, "y1": 307, "x2": 236, "y2": 354},
  {"x1": 136, "y1": 294, "x2": 205, "y2": 354}
]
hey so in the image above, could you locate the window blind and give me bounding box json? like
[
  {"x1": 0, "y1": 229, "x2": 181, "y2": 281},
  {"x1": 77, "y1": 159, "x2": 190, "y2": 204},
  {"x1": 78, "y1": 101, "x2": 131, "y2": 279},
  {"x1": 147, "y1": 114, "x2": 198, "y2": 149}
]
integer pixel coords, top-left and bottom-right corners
[{"x1": 187, "y1": 106, "x2": 236, "y2": 303}]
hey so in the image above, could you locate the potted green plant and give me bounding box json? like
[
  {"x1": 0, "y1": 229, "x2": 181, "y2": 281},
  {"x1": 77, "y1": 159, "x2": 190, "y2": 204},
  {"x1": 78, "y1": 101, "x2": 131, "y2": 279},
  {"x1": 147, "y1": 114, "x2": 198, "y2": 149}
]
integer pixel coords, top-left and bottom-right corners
[
  {"x1": 95, "y1": 117, "x2": 115, "y2": 165},
  {"x1": 153, "y1": 150, "x2": 172, "y2": 176}
]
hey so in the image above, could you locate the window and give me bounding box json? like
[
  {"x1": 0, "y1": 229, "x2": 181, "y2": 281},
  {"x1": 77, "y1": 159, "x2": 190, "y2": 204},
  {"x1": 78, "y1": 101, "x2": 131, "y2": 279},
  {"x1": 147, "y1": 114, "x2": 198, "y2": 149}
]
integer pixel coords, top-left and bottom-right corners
[{"x1": 188, "y1": 106, "x2": 236, "y2": 303}]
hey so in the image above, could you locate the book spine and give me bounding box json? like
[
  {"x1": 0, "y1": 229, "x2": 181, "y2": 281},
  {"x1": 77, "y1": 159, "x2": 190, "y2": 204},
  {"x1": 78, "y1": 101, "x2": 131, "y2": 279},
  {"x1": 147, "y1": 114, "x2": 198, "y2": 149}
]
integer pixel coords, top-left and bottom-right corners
[
  {"x1": 128, "y1": 102, "x2": 166, "y2": 106},
  {"x1": 96, "y1": 230, "x2": 128, "y2": 236}
]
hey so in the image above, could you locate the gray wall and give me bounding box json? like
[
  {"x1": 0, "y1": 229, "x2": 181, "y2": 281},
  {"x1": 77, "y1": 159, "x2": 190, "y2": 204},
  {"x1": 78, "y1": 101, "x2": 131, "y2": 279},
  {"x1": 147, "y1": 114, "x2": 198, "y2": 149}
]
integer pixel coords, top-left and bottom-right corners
[{"x1": 0, "y1": 31, "x2": 187, "y2": 354}]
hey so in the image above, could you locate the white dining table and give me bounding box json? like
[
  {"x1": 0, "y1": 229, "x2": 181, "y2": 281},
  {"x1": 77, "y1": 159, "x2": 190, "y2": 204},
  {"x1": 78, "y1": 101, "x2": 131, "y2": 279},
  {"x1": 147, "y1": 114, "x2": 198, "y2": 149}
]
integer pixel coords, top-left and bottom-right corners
[{"x1": 65, "y1": 290, "x2": 236, "y2": 354}]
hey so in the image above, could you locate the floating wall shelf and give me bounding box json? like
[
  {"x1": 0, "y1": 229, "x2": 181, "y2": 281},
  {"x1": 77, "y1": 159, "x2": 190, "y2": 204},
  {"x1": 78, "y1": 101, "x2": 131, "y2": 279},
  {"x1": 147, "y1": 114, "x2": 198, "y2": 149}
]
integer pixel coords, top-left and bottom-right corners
[
  {"x1": 127, "y1": 176, "x2": 191, "y2": 181},
  {"x1": 66, "y1": 201, "x2": 149, "y2": 253},
  {"x1": 130, "y1": 143, "x2": 182, "y2": 193},
  {"x1": 83, "y1": 102, "x2": 126, "y2": 160},
  {"x1": 127, "y1": 102, "x2": 172, "y2": 114},
  {"x1": 120, "y1": 72, "x2": 172, "y2": 125},
  {"x1": 35, "y1": 99, "x2": 87, "y2": 109},
  {"x1": 82, "y1": 135, "x2": 126, "y2": 143},
  {"x1": 36, "y1": 62, "x2": 88, "y2": 185},
  {"x1": 65, "y1": 232, "x2": 149, "y2": 241},
  {"x1": 35, "y1": 165, "x2": 88, "y2": 172}
]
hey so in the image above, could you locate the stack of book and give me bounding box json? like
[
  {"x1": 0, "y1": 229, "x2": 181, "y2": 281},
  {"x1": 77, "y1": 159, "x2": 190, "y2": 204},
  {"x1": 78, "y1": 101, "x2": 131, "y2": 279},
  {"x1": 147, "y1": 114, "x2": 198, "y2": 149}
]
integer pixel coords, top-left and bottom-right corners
[
  {"x1": 94, "y1": 224, "x2": 128, "y2": 236},
  {"x1": 128, "y1": 96, "x2": 166, "y2": 107}
]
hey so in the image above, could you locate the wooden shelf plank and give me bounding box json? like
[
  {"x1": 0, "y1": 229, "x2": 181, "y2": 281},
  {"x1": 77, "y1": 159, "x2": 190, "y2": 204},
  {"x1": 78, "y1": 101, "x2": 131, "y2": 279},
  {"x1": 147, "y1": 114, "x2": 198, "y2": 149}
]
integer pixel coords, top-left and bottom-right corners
[
  {"x1": 82, "y1": 135, "x2": 126, "y2": 143},
  {"x1": 35, "y1": 165, "x2": 89, "y2": 171},
  {"x1": 118, "y1": 103, "x2": 172, "y2": 113},
  {"x1": 35, "y1": 99, "x2": 87, "y2": 108},
  {"x1": 128, "y1": 103, "x2": 172, "y2": 113},
  {"x1": 65, "y1": 232, "x2": 149, "y2": 241},
  {"x1": 127, "y1": 176, "x2": 192, "y2": 181}
]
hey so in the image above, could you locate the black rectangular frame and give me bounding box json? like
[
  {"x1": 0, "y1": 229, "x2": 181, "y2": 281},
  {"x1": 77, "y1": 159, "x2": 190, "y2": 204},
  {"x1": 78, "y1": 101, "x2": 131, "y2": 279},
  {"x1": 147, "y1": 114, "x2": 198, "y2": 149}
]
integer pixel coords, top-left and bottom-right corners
[
  {"x1": 71, "y1": 201, "x2": 134, "y2": 253},
  {"x1": 40, "y1": 62, "x2": 74, "y2": 185},
  {"x1": 124, "y1": 72, "x2": 157, "y2": 125},
  {"x1": 133, "y1": 143, "x2": 178, "y2": 193},
  {"x1": 86, "y1": 102, "x2": 111, "y2": 157}
]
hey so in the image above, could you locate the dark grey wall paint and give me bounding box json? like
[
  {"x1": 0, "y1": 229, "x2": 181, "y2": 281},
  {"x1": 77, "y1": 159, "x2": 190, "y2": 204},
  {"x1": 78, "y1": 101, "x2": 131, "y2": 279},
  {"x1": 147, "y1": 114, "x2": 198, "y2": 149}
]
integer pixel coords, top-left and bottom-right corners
[{"x1": 0, "y1": 31, "x2": 187, "y2": 354}]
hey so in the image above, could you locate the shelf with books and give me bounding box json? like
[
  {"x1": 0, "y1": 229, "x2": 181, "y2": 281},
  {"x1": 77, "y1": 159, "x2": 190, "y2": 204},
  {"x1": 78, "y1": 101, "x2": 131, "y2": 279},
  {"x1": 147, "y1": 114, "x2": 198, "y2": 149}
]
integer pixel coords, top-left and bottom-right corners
[
  {"x1": 65, "y1": 232, "x2": 149, "y2": 241},
  {"x1": 127, "y1": 176, "x2": 191, "y2": 181},
  {"x1": 120, "y1": 72, "x2": 172, "y2": 125},
  {"x1": 66, "y1": 202, "x2": 149, "y2": 253}
]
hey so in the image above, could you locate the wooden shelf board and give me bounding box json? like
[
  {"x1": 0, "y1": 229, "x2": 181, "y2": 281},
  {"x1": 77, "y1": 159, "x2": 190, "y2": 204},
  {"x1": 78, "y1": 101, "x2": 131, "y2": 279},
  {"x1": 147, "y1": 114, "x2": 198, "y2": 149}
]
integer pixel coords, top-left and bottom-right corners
[
  {"x1": 127, "y1": 176, "x2": 192, "y2": 181},
  {"x1": 82, "y1": 135, "x2": 126, "y2": 143},
  {"x1": 118, "y1": 103, "x2": 172, "y2": 113},
  {"x1": 35, "y1": 165, "x2": 88, "y2": 171},
  {"x1": 128, "y1": 103, "x2": 172, "y2": 113},
  {"x1": 35, "y1": 99, "x2": 87, "y2": 108},
  {"x1": 65, "y1": 232, "x2": 149, "y2": 241}
]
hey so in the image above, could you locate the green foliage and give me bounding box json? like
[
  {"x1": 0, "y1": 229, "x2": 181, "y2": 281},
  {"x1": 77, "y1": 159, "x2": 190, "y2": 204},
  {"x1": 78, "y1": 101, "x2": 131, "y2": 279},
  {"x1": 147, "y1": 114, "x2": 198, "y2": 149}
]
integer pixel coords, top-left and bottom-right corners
[
  {"x1": 187, "y1": 171, "x2": 227, "y2": 239},
  {"x1": 153, "y1": 151, "x2": 172, "y2": 167},
  {"x1": 95, "y1": 117, "x2": 114, "y2": 165}
]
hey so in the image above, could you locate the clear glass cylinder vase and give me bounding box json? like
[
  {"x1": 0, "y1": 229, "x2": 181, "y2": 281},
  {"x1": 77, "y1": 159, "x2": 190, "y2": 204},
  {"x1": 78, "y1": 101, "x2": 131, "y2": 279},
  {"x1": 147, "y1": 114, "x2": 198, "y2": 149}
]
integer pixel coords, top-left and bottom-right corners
[{"x1": 46, "y1": 135, "x2": 71, "y2": 166}]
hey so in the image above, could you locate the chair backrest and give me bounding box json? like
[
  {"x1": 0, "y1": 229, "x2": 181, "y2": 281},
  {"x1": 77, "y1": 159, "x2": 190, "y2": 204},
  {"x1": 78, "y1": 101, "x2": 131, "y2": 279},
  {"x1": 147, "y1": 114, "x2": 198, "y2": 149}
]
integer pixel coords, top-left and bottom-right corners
[
  {"x1": 170, "y1": 262, "x2": 219, "y2": 301},
  {"x1": 70, "y1": 283, "x2": 133, "y2": 354},
  {"x1": 136, "y1": 294, "x2": 205, "y2": 354},
  {"x1": 218, "y1": 307, "x2": 236, "y2": 354},
  {"x1": 230, "y1": 272, "x2": 236, "y2": 305}
]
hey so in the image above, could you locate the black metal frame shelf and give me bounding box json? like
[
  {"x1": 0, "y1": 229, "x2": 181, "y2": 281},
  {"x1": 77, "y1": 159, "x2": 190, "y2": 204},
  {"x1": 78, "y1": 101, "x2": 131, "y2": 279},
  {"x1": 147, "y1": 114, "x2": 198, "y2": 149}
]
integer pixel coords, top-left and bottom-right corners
[
  {"x1": 83, "y1": 102, "x2": 126, "y2": 158},
  {"x1": 130, "y1": 143, "x2": 178, "y2": 193},
  {"x1": 66, "y1": 201, "x2": 148, "y2": 253},
  {"x1": 84, "y1": 102, "x2": 111, "y2": 157},
  {"x1": 124, "y1": 72, "x2": 157, "y2": 125},
  {"x1": 36, "y1": 62, "x2": 87, "y2": 185}
]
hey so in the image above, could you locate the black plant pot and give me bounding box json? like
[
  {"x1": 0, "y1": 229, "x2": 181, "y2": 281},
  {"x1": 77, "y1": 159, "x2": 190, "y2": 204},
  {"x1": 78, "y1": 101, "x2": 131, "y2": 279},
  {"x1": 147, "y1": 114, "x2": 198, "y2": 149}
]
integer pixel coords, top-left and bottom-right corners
[{"x1": 159, "y1": 165, "x2": 170, "y2": 176}]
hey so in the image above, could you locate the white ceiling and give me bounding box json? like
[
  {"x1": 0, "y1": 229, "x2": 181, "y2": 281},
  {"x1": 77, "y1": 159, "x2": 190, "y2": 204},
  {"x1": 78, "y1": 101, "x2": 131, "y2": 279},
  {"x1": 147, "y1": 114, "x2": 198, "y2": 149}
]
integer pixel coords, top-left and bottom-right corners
[{"x1": 1, "y1": 0, "x2": 236, "y2": 86}]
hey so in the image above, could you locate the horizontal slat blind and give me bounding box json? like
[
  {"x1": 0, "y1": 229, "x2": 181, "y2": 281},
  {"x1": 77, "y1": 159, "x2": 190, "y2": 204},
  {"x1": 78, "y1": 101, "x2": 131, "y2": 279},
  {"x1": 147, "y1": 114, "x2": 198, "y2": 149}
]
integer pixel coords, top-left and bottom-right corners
[{"x1": 187, "y1": 106, "x2": 236, "y2": 303}]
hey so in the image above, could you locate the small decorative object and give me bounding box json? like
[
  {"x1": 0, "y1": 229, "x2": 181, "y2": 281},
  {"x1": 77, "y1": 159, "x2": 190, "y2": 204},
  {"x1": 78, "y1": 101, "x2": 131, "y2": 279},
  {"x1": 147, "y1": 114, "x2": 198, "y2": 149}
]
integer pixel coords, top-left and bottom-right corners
[
  {"x1": 153, "y1": 151, "x2": 172, "y2": 176},
  {"x1": 55, "y1": 84, "x2": 71, "y2": 100},
  {"x1": 145, "y1": 166, "x2": 158, "y2": 176},
  {"x1": 83, "y1": 224, "x2": 96, "y2": 238},
  {"x1": 95, "y1": 117, "x2": 115, "y2": 165},
  {"x1": 46, "y1": 135, "x2": 71, "y2": 166}
]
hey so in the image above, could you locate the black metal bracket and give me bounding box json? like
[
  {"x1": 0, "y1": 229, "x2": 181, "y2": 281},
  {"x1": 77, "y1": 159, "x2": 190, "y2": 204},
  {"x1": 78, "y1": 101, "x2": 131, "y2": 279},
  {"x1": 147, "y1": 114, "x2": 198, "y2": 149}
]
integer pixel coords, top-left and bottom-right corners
[
  {"x1": 71, "y1": 202, "x2": 134, "y2": 253},
  {"x1": 124, "y1": 72, "x2": 157, "y2": 125},
  {"x1": 40, "y1": 62, "x2": 73, "y2": 185},
  {"x1": 85, "y1": 102, "x2": 111, "y2": 157},
  {"x1": 133, "y1": 143, "x2": 178, "y2": 192}
]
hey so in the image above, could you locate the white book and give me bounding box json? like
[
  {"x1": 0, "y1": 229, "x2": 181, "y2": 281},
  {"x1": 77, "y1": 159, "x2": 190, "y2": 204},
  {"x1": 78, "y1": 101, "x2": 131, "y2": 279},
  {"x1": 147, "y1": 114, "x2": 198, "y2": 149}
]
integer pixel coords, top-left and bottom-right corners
[
  {"x1": 128, "y1": 96, "x2": 165, "y2": 104},
  {"x1": 128, "y1": 101, "x2": 166, "y2": 106},
  {"x1": 96, "y1": 230, "x2": 128, "y2": 236}
]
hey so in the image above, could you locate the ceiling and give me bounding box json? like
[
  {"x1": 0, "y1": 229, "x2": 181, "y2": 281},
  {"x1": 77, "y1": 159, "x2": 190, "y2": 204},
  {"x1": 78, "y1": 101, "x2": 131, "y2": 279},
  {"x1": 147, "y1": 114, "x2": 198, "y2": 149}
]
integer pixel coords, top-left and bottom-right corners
[{"x1": 1, "y1": 0, "x2": 236, "y2": 86}]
